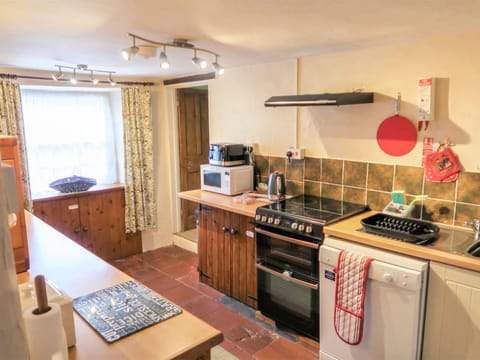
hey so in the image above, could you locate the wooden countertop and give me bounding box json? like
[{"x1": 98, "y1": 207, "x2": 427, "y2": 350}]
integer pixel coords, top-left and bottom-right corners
[
  {"x1": 325, "y1": 210, "x2": 480, "y2": 272},
  {"x1": 33, "y1": 183, "x2": 125, "y2": 202},
  {"x1": 178, "y1": 189, "x2": 267, "y2": 218},
  {"x1": 17, "y1": 211, "x2": 223, "y2": 359}
]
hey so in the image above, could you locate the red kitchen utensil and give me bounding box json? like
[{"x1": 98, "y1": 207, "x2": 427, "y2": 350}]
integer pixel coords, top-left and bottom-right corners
[{"x1": 377, "y1": 94, "x2": 417, "y2": 156}]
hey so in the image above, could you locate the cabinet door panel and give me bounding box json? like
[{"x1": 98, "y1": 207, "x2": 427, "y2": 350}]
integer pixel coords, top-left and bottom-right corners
[
  {"x1": 211, "y1": 208, "x2": 230, "y2": 294},
  {"x1": 79, "y1": 190, "x2": 124, "y2": 260},
  {"x1": 230, "y1": 212, "x2": 247, "y2": 302},
  {"x1": 4, "y1": 158, "x2": 25, "y2": 249},
  {"x1": 1, "y1": 136, "x2": 29, "y2": 272},
  {"x1": 423, "y1": 262, "x2": 480, "y2": 360},
  {"x1": 197, "y1": 205, "x2": 210, "y2": 284},
  {"x1": 33, "y1": 197, "x2": 82, "y2": 244},
  {"x1": 230, "y1": 214, "x2": 257, "y2": 308},
  {"x1": 245, "y1": 220, "x2": 257, "y2": 308}
]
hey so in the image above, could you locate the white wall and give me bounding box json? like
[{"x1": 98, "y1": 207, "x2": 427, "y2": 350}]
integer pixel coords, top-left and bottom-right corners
[
  {"x1": 208, "y1": 59, "x2": 298, "y2": 155},
  {"x1": 208, "y1": 30, "x2": 480, "y2": 172}
]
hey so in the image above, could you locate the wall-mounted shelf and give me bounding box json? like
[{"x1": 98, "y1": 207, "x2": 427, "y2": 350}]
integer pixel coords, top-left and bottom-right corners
[{"x1": 264, "y1": 92, "x2": 374, "y2": 107}]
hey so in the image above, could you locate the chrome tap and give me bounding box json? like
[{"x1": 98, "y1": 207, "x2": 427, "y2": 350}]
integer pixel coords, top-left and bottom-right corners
[{"x1": 465, "y1": 219, "x2": 480, "y2": 241}]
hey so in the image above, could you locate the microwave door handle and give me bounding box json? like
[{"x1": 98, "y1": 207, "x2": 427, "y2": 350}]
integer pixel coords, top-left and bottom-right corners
[
  {"x1": 255, "y1": 228, "x2": 320, "y2": 249},
  {"x1": 256, "y1": 263, "x2": 319, "y2": 290}
]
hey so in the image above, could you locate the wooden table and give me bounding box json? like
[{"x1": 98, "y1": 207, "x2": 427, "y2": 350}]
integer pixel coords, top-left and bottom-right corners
[{"x1": 17, "y1": 212, "x2": 223, "y2": 359}]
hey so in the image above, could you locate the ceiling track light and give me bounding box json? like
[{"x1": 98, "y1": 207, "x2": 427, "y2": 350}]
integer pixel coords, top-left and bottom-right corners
[
  {"x1": 51, "y1": 65, "x2": 63, "y2": 81},
  {"x1": 212, "y1": 55, "x2": 224, "y2": 75},
  {"x1": 192, "y1": 49, "x2": 207, "y2": 69},
  {"x1": 122, "y1": 36, "x2": 139, "y2": 61},
  {"x1": 108, "y1": 72, "x2": 116, "y2": 86},
  {"x1": 89, "y1": 70, "x2": 99, "y2": 85},
  {"x1": 70, "y1": 69, "x2": 78, "y2": 85},
  {"x1": 159, "y1": 45, "x2": 170, "y2": 70},
  {"x1": 123, "y1": 32, "x2": 224, "y2": 75},
  {"x1": 51, "y1": 64, "x2": 116, "y2": 86}
]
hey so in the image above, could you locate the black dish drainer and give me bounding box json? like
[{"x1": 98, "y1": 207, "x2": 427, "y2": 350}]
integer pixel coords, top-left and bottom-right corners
[{"x1": 361, "y1": 213, "x2": 440, "y2": 244}]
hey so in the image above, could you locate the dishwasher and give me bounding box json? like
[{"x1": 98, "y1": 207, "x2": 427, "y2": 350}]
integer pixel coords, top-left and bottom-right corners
[{"x1": 319, "y1": 235, "x2": 429, "y2": 360}]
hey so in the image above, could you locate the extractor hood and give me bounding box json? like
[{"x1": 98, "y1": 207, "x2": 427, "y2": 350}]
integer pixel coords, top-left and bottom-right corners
[{"x1": 264, "y1": 92, "x2": 374, "y2": 107}]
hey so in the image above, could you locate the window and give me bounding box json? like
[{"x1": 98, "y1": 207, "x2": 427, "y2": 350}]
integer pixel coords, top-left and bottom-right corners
[{"x1": 20, "y1": 86, "x2": 124, "y2": 198}]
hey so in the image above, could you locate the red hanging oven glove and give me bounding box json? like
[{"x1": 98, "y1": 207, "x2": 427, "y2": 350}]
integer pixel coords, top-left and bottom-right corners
[{"x1": 424, "y1": 144, "x2": 461, "y2": 182}]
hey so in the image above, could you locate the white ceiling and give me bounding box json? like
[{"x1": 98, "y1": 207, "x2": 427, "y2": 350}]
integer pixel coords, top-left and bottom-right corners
[{"x1": 1, "y1": 0, "x2": 480, "y2": 79}]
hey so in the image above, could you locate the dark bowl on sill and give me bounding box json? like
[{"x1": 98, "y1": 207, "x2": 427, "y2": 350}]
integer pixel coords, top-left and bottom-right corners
[{"x1": 49, "y1": 175, "x2": 97, "y2": 193}]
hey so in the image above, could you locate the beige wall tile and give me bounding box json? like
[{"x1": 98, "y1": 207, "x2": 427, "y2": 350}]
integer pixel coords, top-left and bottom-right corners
[
  {"x1": 368, "y1": 163, "x2": 394, "y2": 192},
  {"x1": 304, "y1": 157, "x2": 321, "y2": 182},
  {"x1": 344, "y1": 161, "x2": 367, "y2": 188},
  {"x1": 321, "y1": 159, "x2": 343, "y2": 184}
]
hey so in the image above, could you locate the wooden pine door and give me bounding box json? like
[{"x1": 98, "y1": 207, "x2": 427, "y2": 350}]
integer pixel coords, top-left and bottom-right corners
[{"x1": 177, "y1": 87, "x2": 209, "y2": 231}]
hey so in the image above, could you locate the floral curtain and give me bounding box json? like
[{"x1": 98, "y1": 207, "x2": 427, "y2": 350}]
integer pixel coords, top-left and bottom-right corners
[
  {"x1": 121, "y1": 87, "x2": 156, "y2": 233},
  {"x1": 0, "y1": 76, "x2": 32, "y2": 211}
]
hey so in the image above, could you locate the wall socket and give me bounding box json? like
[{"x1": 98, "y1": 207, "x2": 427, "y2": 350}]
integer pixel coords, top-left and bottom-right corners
[{"x1": 286, "y1": 147, "x2": 305, "y2": 160}]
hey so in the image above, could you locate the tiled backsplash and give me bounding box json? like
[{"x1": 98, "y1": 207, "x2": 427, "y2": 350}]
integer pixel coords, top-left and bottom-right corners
[{"x1": 255, "y1": 155, "x2": 480, "y2": 226}]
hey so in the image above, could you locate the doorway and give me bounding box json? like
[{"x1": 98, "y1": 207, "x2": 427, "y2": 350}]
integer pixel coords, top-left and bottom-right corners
[{"x1": 176, "y1": 86, "x2": 210, "y2": 236}]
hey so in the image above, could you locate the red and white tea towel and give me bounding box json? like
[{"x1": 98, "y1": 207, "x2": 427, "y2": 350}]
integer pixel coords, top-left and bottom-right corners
[{"x1": 334, "y1": 250, "x2": 373, "y2": 345}]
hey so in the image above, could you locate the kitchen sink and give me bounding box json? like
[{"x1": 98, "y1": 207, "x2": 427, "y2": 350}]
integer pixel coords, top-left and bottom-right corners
[{"x1": 426, "y1": 225, "x2": 477, "y2": 256}]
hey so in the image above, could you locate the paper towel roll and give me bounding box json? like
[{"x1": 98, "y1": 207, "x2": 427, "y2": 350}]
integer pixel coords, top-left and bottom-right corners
[{"x1": 23, "y1": 303, "x2": 68, "y2": 360}]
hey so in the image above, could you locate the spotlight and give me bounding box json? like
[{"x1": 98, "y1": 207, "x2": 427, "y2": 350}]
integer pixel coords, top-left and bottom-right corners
[
  {"x1": 122, "y1": 36, "x2": 139, "y2": 61},
  {"x1": 192, "y1": 50, "x2": 207, "y2": 69},
  {"x1": 212, "y1": 56, "x2": 224, "y2": 75},
  {"x1": 108, "y1": 73, "x2": 116, "y2": 86},
  {"x1": 51, "y1": 66, "x2": 63, "y2": 81},
  {"x1": 70, "y1": 69, "x2": 78, "y2": 85},
  {"x1": 159, "y1": 46, "x2": 169, "y2": 69},
  {"x1": 89, "y1": 71, "x2": 99, "y2": 85}
]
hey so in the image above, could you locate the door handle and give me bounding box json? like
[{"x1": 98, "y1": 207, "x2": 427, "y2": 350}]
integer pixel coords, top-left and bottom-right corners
[{"x1": 256, "y1": 263, "x2": 318, "y2": 290}]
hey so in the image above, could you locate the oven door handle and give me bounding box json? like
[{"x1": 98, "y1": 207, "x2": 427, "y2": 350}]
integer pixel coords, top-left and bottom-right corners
[
  {"x1": 255, "y1": 228, "x2": 320, "y2": 249},
  {"x1": 256, "y1": 263, "x2": 319, "y2": 290}
]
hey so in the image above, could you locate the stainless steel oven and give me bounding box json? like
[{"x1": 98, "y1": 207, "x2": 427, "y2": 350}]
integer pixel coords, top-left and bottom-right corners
[
  {"x1": 254, "y1": 195, "x2": 367, "y2": 341},
  {"x1": 256, "y1": 227, "x2": 319, "y2": 340}
]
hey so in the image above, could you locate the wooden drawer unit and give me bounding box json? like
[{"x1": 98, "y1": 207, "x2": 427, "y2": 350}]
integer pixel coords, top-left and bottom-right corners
[
  {"x1": 198, "y1": 205, "x2": 257, "y2": 308},
  {"x1": 0, "y1": 136, "x2": 29, "y2": 273},
  {"x1": 33, "y1": 186, "x2": 142, "y2": 261}
]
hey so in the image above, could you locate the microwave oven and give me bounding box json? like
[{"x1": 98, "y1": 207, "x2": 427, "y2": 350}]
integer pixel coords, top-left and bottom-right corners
[
  {"x1": 200, "y1": 164, "x2": 253, "y2": 195},
  {"x1": 209, "y1": 143, "x2": 246, "y2": 167}
]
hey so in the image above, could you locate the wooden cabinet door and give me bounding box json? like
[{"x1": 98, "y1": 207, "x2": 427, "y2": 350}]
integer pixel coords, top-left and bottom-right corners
[
  {"x1": 34, "y1": 187, "x2": 142, "y2": 261},
  {"x1": 230, "y1": 213, "x2": 257, "y2": 308},
  {"x1": 78, "y1": 189, "x2": 124, "y2": 260},
  {"x1": 198, "y1": 206, "x2": 230, "y2": 293},
  {"x1": 33, "y1": 197, "x2": 82, "y2": 244},
  {"x1": 198, "y1": 206, "x2": 257, "y2": 308},
  {"x1": 198, "y1": 205, "x2": 216, "y2": 287},
  {"x1": 1, "y1": 136, "x2": 29, "y2": 272}
]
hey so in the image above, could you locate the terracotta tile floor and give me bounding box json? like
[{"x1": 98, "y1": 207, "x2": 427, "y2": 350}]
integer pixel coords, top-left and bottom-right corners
[{"x1": 110, "y1": 245, "x2": 319, "y2": 360}]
